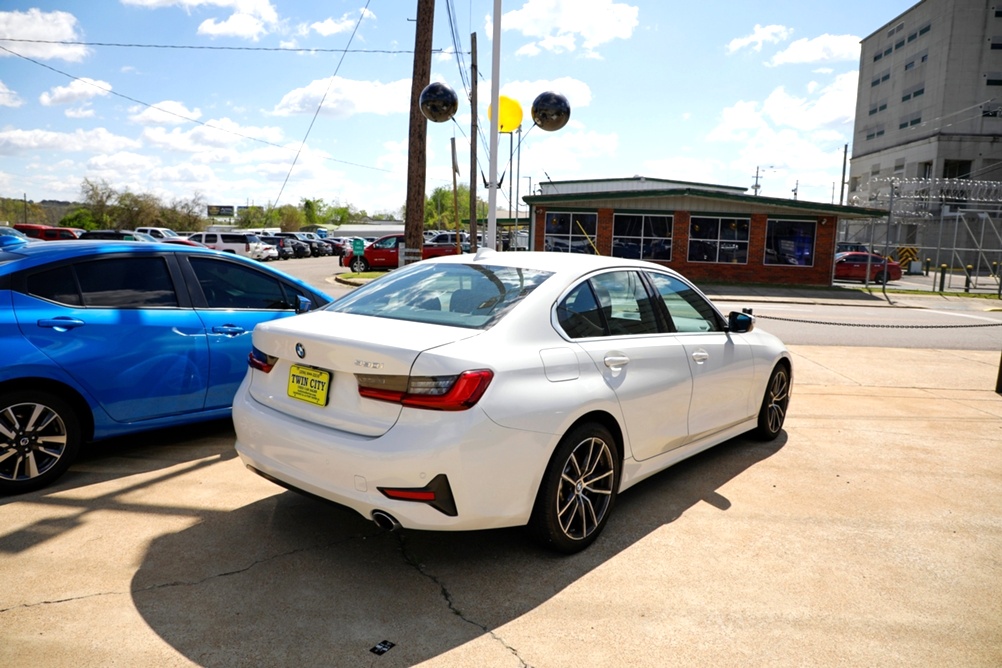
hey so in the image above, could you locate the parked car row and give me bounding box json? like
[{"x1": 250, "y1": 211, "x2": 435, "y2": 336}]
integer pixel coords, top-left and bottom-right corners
[{"x1": 6, "y1": 224, "x2": 355, "y2": 263}]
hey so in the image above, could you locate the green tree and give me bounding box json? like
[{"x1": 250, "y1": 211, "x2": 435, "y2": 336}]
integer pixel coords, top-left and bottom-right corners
[
  {"x1": 425, "y1": 185, "x2": 480, "y2": 230},
  {"x1": 58, "y1": 207, "x2": 97, "y2": 230},
  {"x1": 160, "y1": 193, "x2": 207, "y2": 232},
  {"x1": 0, "y1": 197, "x2": 47, "y2": 225},
  {"x1": 116, "y1": 191, "x2": 162, "y2": 229},
  {"x1": 274, "y1": 204, "x2": 305, "y2": 232},
  {"x1": 80, "y1": 178, "x2": 117, "y2": 227}
]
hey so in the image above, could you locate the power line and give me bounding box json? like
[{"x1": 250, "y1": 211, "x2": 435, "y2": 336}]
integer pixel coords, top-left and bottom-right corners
[
  {"x1": 274, "y1": 0, "x2": 373, "y2": 205},
  {"x1": 0, "y1": 42, "x2": 392, "y2": 175},
  {"x1": 0, "y1": 37, "x2": 437, "y2": 55}
]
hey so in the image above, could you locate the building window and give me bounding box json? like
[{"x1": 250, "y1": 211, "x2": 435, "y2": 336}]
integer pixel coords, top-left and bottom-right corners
[
  {"x1": 764, "y1": 220, "x2": 815, "y2": 267},
  {"x1": 918, "y1": 24, "x2": 931, "y2": 36},
  {"x1": 612, "y1": 213, "x2": 673, "y2": 261},
  {"x1": 895, "y1": 39, "x2": 905, "y2": 50},
  {"x1": 688, "y1": 216, "x2": 749, "y2": 264},
  {"x1": 907, "y1": 32, "x2": 917, "y2": 42},
  {"x1": 544, "y1": 212, "x2": 598, "y2": 254},
  {"x1": 873, "y1": 51, "x2": 883, "y2": 62},
  {"x1": 992, "y1": 36, "x2": 1002, "y2": 49}
]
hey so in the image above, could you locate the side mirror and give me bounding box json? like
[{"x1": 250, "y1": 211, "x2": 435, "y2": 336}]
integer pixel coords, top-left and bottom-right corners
[
  {"x1": 295, "y1": 295, "x2": 312, "y2": 314},
  {"x1": 727, "y1": 311, "x2": 755, "y2": 333}
]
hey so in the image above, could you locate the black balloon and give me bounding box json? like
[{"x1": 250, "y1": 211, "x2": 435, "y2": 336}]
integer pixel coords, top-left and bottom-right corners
[
  {"x1": 419, "y1": 82, "x2": 458, "y2": 123},
  {"x1": 531, "y1": 92, "x2": 570, "y2": 131}
]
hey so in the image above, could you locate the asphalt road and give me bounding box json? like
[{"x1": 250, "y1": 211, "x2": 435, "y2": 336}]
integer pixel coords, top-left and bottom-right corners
[{"x1": 2, "y1": 255, "x2": 1001, "y2": 667}]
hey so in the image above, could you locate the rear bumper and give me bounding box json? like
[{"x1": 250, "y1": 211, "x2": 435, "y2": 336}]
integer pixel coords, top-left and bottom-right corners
[{"x1": 232, "y1": 382, "x2": 557, "y2": 531}]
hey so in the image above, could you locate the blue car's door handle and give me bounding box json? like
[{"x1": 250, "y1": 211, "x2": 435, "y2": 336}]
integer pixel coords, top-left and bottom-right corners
[
  {"x1": 37, "y1": 318, "x2": 85, "y2": 331},
  {"x1": 212, "y1": 325, "x2": 246, "y2": 335}
]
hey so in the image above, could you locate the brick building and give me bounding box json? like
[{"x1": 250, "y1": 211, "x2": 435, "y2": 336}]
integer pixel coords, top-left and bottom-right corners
[{"x1": 523, "y1": 177, "x2": 884, "y2": 287}]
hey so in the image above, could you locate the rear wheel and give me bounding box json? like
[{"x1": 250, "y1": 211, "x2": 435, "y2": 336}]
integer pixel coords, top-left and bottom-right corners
[
  {"x1": 0, "y1": 391, "x2": 81, "y2": 494},
  {"x1": 350, "y1": 256, "x2": 369, "y2": 273},
  {"x1": 530, "y1": 422, "x2": 620, "y2": 553},
  {"x1": 753, "y1": 364, "x2": 791, "y2": 441},
  {"x1": 875, "y1": 270, "x2": 889, "y2": 284}
]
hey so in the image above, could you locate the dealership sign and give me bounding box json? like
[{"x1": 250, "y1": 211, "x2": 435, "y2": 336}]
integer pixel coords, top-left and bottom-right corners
[{"x1": 207, "y1": 205, "x2": 235, "y2": 217}]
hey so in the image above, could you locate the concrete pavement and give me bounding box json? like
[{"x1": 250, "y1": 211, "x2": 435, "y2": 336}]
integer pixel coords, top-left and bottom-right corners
[{"x1": 1, "y1": 284, "x2": 1000, "y2": 667}]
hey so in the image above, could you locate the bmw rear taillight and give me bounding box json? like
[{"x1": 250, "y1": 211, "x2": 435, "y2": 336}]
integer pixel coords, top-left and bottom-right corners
[
  {"x1": 248, "y1": 347, "x2": 277, "y2": 373},
  {"x1": 356, "y1": 370, "x2": 493, "y2": 411}
]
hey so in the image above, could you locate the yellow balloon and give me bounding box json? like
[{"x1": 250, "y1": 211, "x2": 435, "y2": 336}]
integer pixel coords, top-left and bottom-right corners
[{"x1": 488, "y1": 95, "x2": 523, "y2": 133}]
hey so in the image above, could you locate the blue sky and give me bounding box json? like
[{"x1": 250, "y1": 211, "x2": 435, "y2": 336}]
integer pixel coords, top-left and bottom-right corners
[{"x1": 0, "y1": 0, "x2": 918, "y2": 217}]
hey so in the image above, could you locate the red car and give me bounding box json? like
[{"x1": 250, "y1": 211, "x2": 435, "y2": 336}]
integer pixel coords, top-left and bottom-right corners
[
  {"x1": 834, "y1": 252, "x2": 902, "y2": 284},
  {"x1": 342, "y1": 234, "x2": 460, "y2": 272}
]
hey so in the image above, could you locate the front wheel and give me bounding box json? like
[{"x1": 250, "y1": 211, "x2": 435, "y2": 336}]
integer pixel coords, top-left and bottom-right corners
[
  {"x1": 0, "y1": 391, "x2": 82, "y2": 494},
  {"x1": 350, "y1": 257, "x2": 369, "y2": 273},
  {"x1": 753, "y1": 364, "x2": 791, "y2": 441},
  {"x1": 529, "y1": 422, "x2": 620, "y2": 553}
]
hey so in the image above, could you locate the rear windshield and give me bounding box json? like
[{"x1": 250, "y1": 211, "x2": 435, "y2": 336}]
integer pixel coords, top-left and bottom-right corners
[{"x1": 326, "y1": 262, "x2": 552, "y2": 329}]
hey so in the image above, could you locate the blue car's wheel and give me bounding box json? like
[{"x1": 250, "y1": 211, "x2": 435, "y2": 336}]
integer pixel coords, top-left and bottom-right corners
[{"x1": 0, "y1": 391, "x2": 81, "y2": 494}]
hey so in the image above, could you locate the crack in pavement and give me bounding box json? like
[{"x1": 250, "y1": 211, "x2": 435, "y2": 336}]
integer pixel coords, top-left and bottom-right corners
[{"x1": 394, "y1": 531, "x2": 532, "y2": 668}]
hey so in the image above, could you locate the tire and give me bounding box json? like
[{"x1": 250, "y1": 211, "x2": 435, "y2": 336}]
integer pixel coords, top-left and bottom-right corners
[
  {"x1": 753, "y1": 364, "x2": 791, "y2": 441},
  {"x1": 529, "y1": 422, "x2": 620, "y2": 553},
  {"x1": 0, "y1": 391, "x2": 81, "y2": 494},
  {"x1": 350, "y1": 257, "x2": 369, "y2": 273},
  {"x1": 876, "y1": 271, "x2": 889, "y2": 284}
]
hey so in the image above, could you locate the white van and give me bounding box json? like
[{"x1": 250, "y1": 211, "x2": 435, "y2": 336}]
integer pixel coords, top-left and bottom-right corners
[
  {"x1": 187, "y1": 232, "x2": 277, "y2": 261},
  {"x1": 135, "y1": 227, "x2": 180, "y2": 239}
]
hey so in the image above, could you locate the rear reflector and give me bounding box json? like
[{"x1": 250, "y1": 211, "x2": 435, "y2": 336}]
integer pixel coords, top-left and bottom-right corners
[{"x1": 378, "y1": 474, "x2": 457, "y2": 516}]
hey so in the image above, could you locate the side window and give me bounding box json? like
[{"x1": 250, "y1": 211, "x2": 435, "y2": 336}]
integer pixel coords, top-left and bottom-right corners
[
  {"x1": 26, "y1": 265, "x2": 82, "y2": 306},
  {"x1": 190, "y1": 257, "x2": 291, "y2": 310},
  {"x1": 34, "y1": 257, "x2": 179, "y2": 308},
  {"x1": 646, "y1": 272, "x2": 720, "y2": 333},
  {"x1": 557, "y1": 271, "x2": 659, "y2": 338},
  {"x1": 557, "y1": 282, "x2": 606, "y2": 338},
  {"x1": 590, "y1": 271, "x2": 659, "y2": 336}
]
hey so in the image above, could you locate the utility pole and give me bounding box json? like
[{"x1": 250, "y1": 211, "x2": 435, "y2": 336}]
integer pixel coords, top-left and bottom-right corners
[
  {"x1": 404, "y1": 0, "x2": 434, "y2": 264},
  {"x1": 751, "y1": 167, "x2": 763, "y2": 196},
  {"x1": 468, "y1": 32, "x2": 478, "y2": 251}
]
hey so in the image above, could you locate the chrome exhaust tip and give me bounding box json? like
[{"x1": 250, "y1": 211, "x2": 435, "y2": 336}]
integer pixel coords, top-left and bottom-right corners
[{"x1": 371, "y1": 510, "x2": 402, "y2": 532}]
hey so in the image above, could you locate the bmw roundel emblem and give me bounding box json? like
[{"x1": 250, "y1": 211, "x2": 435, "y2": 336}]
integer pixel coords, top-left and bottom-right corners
[{"x1": 295, "y1": 343, "x2": 306, "y2": 359}]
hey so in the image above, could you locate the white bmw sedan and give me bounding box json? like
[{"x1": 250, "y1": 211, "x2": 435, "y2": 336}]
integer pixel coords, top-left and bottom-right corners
[{"x1": 233, "y1": 250, "x2": 791, "y2": 553}]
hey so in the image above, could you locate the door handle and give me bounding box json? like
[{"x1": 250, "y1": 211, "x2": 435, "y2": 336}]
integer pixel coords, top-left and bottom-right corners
[
  {"x1": 604, "y1": 354, "x2": 630, "y2": 369},
  {"x1": 212, "y1": 325, "x2": 246, "y2": 335},
  {"x1": 37, "y1": 318, "x2": 85, "y2": 331},
  {"x1": 691, "y1": 349, "x2": 709, "y2": 364}
]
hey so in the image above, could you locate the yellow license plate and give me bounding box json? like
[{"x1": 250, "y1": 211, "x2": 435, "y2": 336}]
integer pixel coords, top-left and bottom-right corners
[{"x1": 287, "y1": 365, "x2": 331, "y2": 406}]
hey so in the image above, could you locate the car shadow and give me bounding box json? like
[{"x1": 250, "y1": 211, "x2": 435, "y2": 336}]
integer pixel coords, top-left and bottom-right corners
[{"x1": 128, "y1": 432, "x2": 785, "y2": 667}]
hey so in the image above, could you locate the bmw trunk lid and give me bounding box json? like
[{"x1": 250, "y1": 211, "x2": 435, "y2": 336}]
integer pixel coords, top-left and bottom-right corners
[{"x1": 245, "y1": 311, "x2": 477, "y2": 436}]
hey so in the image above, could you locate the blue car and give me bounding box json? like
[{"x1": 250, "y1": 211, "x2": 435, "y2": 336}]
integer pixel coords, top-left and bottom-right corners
[{"x1": 0, "y1": 236, "x2": 331, "y2": 493}]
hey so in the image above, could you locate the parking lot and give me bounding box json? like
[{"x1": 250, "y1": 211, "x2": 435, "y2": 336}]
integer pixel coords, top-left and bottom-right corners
[{"x1": 1, "y1": 259, "x2": 1001, "y2": 667}]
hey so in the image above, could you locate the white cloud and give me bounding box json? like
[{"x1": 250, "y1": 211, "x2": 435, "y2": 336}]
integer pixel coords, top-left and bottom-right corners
[
  {"x1": 65, "y1": 107, "x2": 95, "y2": 119},
  {"x1": 768, "y1": 34, "x2": 861, "y2": 66},
  {"x1": 0, "y1": 81, "x2": 23, "y2": 108},
  {"x1": 501, "y1": 0, "x2": 639, "y2": 57},
  {"x1": 0, "y1": 9, "x2": 89, "y2": 62},
  {"x1": 0, "y1": 127, "x2": 140, "y2": 155},
  {"x1": 129, "y1": 100, "x2": 203, "y2": 126},
  {"x1": 310, "y1": 13, "x2": 356, "y2": 37},
  {"x1": 727, "y1": 24, "x2": 792, "y2": 54},
  {"x1": 198, "y1": 13, "x2": 267, "y2": 40},
  {"x1": 271, "y1": 77, "x2": 412, "y2": 117},
  {"x1": 705, "y1": 72, "x2": 859, "y2": 200},
  {"x1": 499, "y1": 77, "x2": 593, "y2": 115},
  {"x1": 39, "y1": 78, "x2": 112, "y2": 106},
  {"x1": 142, "y1": 117, "x2": 284, "y2": 153},
  {"x1": 87, "y1": 151, "x2": 160, "y2": 172},
  {"x1": 121, "y1": 0, "x2": 279, "y2": 40}
]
